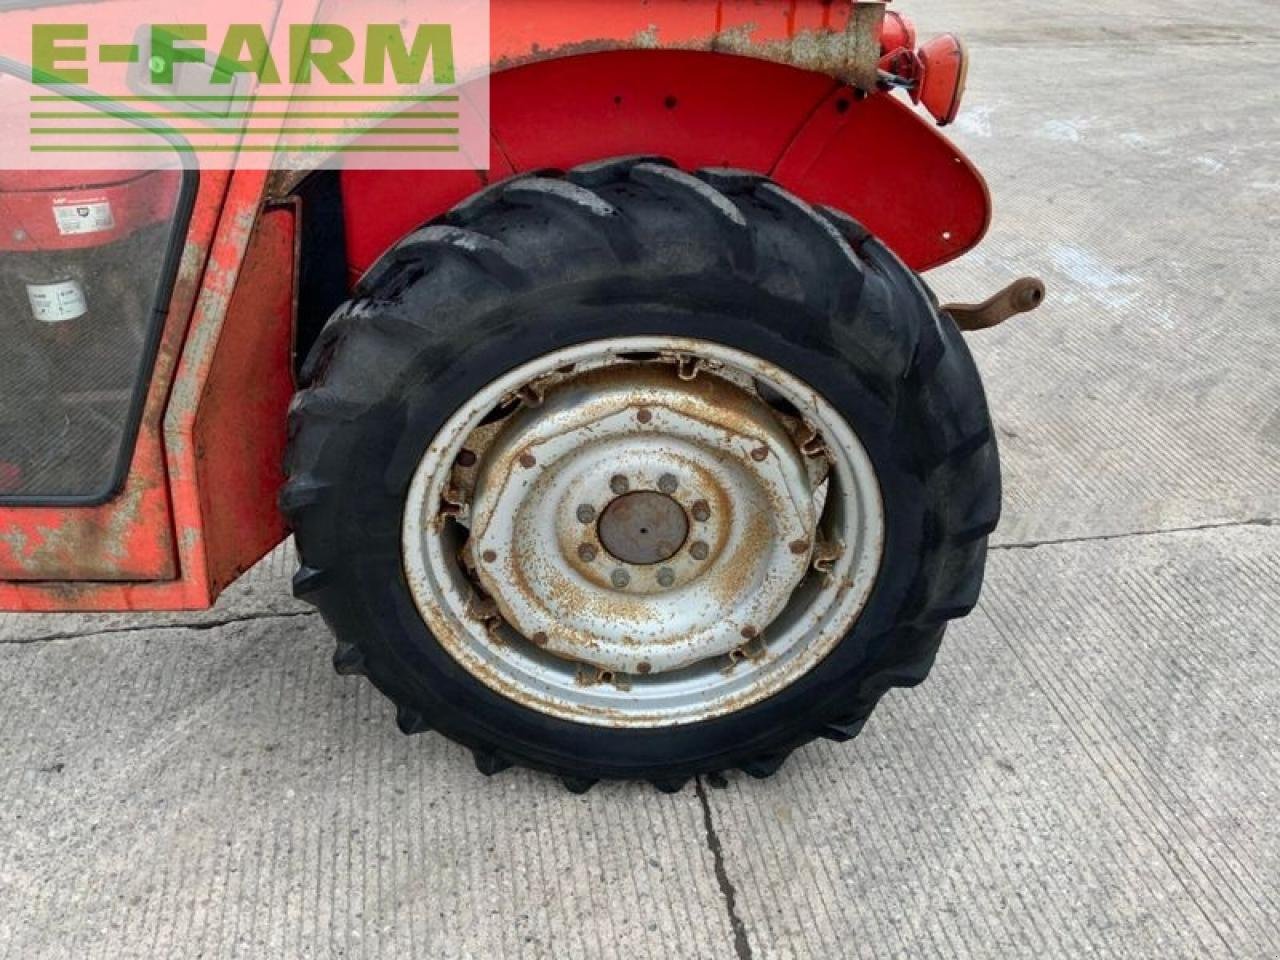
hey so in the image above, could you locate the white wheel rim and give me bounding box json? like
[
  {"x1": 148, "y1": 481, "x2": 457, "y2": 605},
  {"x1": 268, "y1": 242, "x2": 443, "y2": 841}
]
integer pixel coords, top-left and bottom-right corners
[{"x1": 402, "y1": 337, "x2": 885, "y2": 727}]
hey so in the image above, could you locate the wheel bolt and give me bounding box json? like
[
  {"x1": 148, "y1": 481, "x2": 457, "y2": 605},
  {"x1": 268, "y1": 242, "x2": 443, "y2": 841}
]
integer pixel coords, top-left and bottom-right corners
[
  {"x1": 576, "y1": 503, "x2": 596, "y2": 524},
  {"x1": 691, "y1": 500, "x2": 710, "y2": 522},
  {"x1": 690, "y1": 541, "x2": 709, "y2": 561},
  {"x1": 611, "y1": 568, "x2": 631, "y2": 588},
  {"x1": 610, "y1": 474, "x2": 630, "y2": 495},
  {"x1": 658, "y1": 473, "x2": 678, "y2": 494},
  {"x1": 578, "y1": 543, "x2": 598, "y2": 562},
  {"x1": 657, "y1": 567, "x2": 675, "y2": 587}
]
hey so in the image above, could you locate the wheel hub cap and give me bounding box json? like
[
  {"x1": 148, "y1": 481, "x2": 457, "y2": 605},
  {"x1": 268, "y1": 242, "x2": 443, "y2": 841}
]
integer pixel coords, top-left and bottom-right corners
[
  {"x1": 401, "y1": 338, "x2": 885, "y2": 727},
  {"x1": 597, "y1": 491, "x2": 688, "y2": 566},
  {"x1": 467, "y1": 364, "x2": 816, "y2": 675}
]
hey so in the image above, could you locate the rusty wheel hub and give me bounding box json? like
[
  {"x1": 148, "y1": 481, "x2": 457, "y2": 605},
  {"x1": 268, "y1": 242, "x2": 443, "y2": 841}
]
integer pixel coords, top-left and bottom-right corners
[
  {"x1": 402, "y1": 338, "x2": 885, "y2": 727},
  {"x1": 596, "y1": 491, "x2": 688, "y2": 565}
]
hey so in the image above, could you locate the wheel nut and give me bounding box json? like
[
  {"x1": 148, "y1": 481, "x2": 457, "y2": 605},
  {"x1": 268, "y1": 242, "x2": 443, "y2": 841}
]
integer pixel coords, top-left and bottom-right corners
[
  {"x1": 690, "y1": 540, "x2": 709, "y2": 561},
  {"x1": 751, "y1": 446, "x2": 769, "y2": 462},
  {"x1": 578, "y1": 543, "x2": 598, "y2": 562},
  {"x1": 657, "y1": 567, "x2": 675, "y2": 587},
  {"x1": 610, "y1": 474, "x2": 630, "y2": 495},
  {"x1": 576, "y1": 503, "x2": 596, "y2": 524},
  {"x1": 611, "y1": 568, "x2": 631, "y2": 588},
  {"x1": 658, "y1": 473, "x2": 678, "y2": 494},
  {"x1": 691, "y1": 500, "x2": 710, "y2": 522}
]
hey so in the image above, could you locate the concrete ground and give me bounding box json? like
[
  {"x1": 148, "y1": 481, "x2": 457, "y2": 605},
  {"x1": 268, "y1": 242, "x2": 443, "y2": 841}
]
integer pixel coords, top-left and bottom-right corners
[{"x1": 3, "y1": 1, "x2": 1279, "y2": 957}]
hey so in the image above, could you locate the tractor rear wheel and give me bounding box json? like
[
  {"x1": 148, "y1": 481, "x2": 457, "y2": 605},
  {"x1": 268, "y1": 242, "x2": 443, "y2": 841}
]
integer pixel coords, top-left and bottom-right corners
[{"x1": 282, "y1": 157, "x2": 1000, "y2": 790}]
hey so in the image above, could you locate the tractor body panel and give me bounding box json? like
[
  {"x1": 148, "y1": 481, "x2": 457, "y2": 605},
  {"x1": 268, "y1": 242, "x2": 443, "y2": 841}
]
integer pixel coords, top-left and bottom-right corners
[{"x1": 0, "y1": 1, "x2": 989, "y2": 612}]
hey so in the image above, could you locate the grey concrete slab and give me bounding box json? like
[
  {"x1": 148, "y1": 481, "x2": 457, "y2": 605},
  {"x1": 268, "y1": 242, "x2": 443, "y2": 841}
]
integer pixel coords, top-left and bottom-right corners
[
  {"x1": 909, "y1": 0, "x2": 1280, "y2": 46},
  {"x1": 923, "y1": 22, "x2": 1280, "y2": 545},
  {"x1": 0, "y1": 612, "x2": 737, "y2": 960},
  {"x1": 704, "y1": 526, "x2": 1280, "y2": 959}
]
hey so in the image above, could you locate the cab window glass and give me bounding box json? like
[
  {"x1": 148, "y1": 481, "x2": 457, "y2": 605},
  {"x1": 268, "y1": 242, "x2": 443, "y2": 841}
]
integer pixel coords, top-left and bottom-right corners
[{"x1": 0, "y1": 72, "x2": 191, "y2": 502}]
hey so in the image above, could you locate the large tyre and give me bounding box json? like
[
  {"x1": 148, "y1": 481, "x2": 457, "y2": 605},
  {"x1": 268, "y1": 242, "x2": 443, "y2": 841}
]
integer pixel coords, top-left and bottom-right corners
[{"x1": 283, "y1": 157, "x2": 999, "y2": 791}]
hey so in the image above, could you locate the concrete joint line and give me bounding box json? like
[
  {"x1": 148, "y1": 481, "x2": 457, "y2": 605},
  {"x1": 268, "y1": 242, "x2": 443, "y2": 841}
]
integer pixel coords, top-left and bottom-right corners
[
  {"x1": 991, "y1": 517, "x2": 1276, "y2": 552},
  {"x1": 695, "y1": 777, "x2": 755, "y2": 960},
  {"x1": 0, "y1": 609, "x2": 318, "y2": 647}
]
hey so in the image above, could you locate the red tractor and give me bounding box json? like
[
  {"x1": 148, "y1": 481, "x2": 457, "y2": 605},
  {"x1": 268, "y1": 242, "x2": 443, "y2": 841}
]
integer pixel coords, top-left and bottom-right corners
[{"x1": 0, "y1": 1, "x2": 1042, "y2": 791}]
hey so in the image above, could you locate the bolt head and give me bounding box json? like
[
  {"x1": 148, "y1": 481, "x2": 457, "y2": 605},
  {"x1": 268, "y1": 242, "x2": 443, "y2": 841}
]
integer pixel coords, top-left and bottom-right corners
[
  {"x1": 610, "y1": 474, "x2": 630, "y2": 495},
  {"x1": 577, "y1": 543, "x2": 598, "y2": 562},
  {"x1": 658, "y1": 473, "x2": 678, "y2": 494},
  {"x1": 657, "y1": 567, "x2": 676, "y2": 587},
  {"x1": 690, "y1": 540, "x2": 710, "y2": 561},
  {"x1": 611, "y1": 568, "x2": 631, "y2": 589},
  {"x1": 751, "y1": 446, "x2": 769, "y2": 462},
  {"x1": 691, "y1": 500, "x2": 711, "y2": 522},
  {"x1": 576, "y1": 503, "x2": 596, "y2": 524}
]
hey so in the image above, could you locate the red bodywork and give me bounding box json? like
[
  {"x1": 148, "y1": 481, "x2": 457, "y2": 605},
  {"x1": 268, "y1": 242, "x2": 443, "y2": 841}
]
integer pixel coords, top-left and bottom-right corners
[{"x1": 0, "y1": 0, "x2": 990, "y2": 611}]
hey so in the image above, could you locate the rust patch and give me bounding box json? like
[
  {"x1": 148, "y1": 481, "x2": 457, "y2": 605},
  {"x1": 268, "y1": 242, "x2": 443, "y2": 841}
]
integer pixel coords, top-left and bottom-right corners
[{"x1": 491, "y1": 20, "x2": 887, "y2": 89}]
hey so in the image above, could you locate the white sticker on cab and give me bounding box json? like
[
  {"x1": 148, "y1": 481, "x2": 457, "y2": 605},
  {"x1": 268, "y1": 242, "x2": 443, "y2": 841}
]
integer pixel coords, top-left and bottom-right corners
[
  {"x1": 53, "y1": 200, "x2": 115, "y2": 237},
  {"x1": 27, "y1": 279, "x2": 89, "y2": 323}
]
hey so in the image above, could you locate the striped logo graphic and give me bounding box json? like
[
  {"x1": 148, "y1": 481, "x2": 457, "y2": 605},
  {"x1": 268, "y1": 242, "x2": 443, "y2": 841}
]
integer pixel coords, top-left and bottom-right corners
[{"x1": 1, "y1": 0, "x2": 490, "y2": 171}]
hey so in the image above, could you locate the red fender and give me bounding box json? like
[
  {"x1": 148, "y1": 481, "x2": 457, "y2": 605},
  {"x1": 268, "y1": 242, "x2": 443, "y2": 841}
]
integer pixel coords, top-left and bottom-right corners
[{"x1": 342, "y1": 50, "x2": 990, "y2": 280}]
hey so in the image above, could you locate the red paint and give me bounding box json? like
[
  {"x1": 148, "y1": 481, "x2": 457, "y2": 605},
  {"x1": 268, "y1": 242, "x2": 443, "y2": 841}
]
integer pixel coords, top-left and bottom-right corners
[
  {"x1": 774, "y1": 85, "x2": 989, "y2": 269},
  {"x1": 191, "y1": 199, "x2": 296, "y2": 594},
  {"x1": 345, "y1": 51, "x2": 987, "y2": 278},
  {"x1": 0, "y1": 170, "x2": 182, "y2": 252}
]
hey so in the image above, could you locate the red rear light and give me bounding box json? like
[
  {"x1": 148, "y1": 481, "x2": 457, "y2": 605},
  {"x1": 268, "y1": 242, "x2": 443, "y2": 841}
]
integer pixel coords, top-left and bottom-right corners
[{"x1": 917, "y1": 34, "x2": 969, "y2": 126}]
